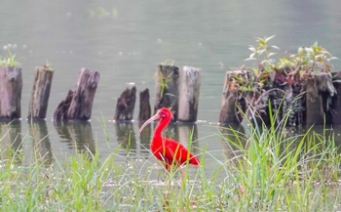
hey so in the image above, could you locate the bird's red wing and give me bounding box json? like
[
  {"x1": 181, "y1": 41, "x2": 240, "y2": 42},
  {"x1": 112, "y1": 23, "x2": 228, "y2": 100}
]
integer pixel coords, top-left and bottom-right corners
[{"x1": 163, "y1": 138, "x2": 200, "y2": 166}]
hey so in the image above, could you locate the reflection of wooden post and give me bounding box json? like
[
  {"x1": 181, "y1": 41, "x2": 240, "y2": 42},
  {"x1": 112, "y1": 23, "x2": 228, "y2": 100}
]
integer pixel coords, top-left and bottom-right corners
[
  {"x1": 114, "y1": 85, "x2": 136, "y2": 121},
  {"x1": 178, "y1": 66, "x2": 201, "y2": 122},
  {"x1": 27, "y1": 65, "x2": 54, "y2": 120},
  {"x1": 138, "y1": 88, "x2": 151, "y2": 122},
  {"x1": 28, "y1": 121, "x2": 52, "y2": 166},
  {"x1": 115, "y1": 123, "x2": 136, "y2": 151},
  {"x1": 0, "y1": 120, "x2": 22, "y2": 164},
  {"x1": 53, "y1": 68, "x2": 100, "y2": 121},
  {"x1": 177, "y1": 124, "x2": 199, "y2": 154},
  {"x1": 53, "y1": 122, "x2": 95, "y2": 155},
  {"x1": 0, "y1": 66, "x2": 22, "y2": 120},
  {"x1": 219, "y1": 124, "x2": 246, "y2": 164},
  {"x1": 154, "y1": 65, "x2": 180, "y2": 121},
  {"x1": 305, "y1": 73, "x2": 336, "y2": 125}
]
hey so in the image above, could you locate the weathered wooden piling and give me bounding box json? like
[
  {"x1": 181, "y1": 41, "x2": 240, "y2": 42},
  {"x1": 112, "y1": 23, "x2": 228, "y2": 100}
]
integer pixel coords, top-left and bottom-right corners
[
  {"x1": 138, "y1": 88, "x2": 151, "y2": 122},
  {"x1": 113, "y1": 84, "x2": 136, "y2": 122},
  {"x1": 53, "y1": 68, "x2": 100, "y2": 121},
  {"x1": 305, "y1": 72, "x2": 336, "y2": 125},
  {"x1": 154, "y1": 65, "x2": 180, "y2": 121},
  {"x1": 219, "y1": 70, "x2": 249, "y2": 125},
  {"x1": 27, "y1": 65, "x2": 54, "y2": 120},
  {"x1": 0, "y1": 66, "x2": 22, "y2": 120},
  {"x1": 178, "y1": 66, "x2": 201, "y2": 122}
]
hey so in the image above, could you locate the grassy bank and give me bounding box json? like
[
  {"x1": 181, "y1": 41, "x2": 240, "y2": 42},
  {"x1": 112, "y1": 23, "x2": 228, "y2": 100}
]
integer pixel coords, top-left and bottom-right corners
[{"x1": 0, "y1": 123, "x2": 340, "y2": 211}]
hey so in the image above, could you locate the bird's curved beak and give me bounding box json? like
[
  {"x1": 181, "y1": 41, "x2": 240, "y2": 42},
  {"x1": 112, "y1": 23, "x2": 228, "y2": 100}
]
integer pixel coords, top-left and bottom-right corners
[{"x1": 138, "y1": 113, "x2": 160, "y2": 134}]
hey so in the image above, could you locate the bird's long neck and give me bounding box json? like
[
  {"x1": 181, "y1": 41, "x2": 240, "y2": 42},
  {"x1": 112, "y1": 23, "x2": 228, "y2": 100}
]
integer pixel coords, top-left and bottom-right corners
[{"x1": 152, "y1": 118, "x2": 170, "y2": 143}]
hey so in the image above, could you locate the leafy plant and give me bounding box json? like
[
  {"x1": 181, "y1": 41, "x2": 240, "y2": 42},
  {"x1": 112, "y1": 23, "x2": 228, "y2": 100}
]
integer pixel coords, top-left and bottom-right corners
[{"x1": 0, "y1": 50, "x2": 19, "y2": 67}]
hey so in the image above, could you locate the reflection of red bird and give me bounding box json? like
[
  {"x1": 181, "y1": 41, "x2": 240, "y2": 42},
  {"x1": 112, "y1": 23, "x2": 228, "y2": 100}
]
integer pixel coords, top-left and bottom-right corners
[{"x1": 139, "y1": 107, "x2": 200, "y2": 172}]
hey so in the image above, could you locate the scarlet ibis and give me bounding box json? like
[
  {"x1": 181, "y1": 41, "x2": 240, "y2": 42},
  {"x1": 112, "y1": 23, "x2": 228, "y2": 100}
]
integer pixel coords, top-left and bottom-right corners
[{"x1": 138, "y1": 107, "x2": 200, "y2": 172}]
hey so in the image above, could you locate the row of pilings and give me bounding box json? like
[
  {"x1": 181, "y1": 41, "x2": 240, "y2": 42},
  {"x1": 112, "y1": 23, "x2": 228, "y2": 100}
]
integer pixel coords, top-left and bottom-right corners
[{"x1": 1, "y1": 63, "x2": 341, "y2": 126}]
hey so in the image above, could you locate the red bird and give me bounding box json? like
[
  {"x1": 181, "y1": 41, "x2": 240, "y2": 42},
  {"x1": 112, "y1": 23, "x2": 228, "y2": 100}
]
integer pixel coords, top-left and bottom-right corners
[{"x1": 139, "y1": 107, "x2": 200, "y2": 172}]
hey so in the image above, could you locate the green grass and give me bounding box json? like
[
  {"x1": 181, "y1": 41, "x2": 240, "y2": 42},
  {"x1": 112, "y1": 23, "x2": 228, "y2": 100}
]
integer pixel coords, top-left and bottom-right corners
[{"x1": 0, "y1": 121, "x2": 340, "y2": 211}]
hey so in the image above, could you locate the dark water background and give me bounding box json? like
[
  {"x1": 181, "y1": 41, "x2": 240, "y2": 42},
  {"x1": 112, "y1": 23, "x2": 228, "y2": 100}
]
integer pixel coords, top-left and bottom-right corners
[{"x1": 1, "y1": 1, "x2": 341, "y2": 168}]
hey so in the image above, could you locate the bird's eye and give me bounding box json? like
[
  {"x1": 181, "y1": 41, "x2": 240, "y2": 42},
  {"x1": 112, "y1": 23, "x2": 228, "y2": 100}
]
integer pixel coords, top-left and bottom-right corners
[{"x1": 159, "y1": 112, "x2": 166, "y2": 118}]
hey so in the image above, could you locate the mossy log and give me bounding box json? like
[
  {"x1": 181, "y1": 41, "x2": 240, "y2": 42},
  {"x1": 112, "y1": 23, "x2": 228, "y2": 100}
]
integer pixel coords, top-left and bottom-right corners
[
  {"x1": 154, "y1": 65, "x2": 179, "y2": 121},
  {"x1": 53, "y1": 68, "x2": 100, "y2": 121},
  {"x1": 0, "y1": 66, "x2": 22, "y2": 120},
  {"x1": 138, "y1": 88, "x2": 151, "y2": 122},
  {"x1": 178, "y1": 66, "x2": 201, "y2": 122},
  {"x1": 305, "y1": 72, "x2": 336, "y2": 126},
  {"x1": 27, "y1": 65, "x2": 54, "y2": 120},
  {"x1": 113, "y1": 85, "x2": 136, "y2": 122}
]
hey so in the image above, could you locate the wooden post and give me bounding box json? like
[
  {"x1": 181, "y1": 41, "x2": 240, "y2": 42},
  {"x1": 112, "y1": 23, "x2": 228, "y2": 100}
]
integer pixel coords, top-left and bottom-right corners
[
  {"x1": 219, "y1": 70, "x2": 249, "y2": 125},
  {"x1": 53, "y1": 68, "x2": 100, "y2": 121},
  {"x1": 178, "y1": 66, "x2": 201, "y2": 122},
  {"x1": 113, "y1": 84, "x2": 136, "y2": 122},
  {"x1": 138, "y1": 88, "x2": 151, "y2": 122},
  {"x1": 305, "y1": 73, "x2": 336, "y2": 125},
  {"x1": 332, "y1": 71, "x2": 341, "y2": 125},
  {"x1": 154, "y1": 65, "x2": 180, "y2": 121},
  {"x1": 27, "y1": 65, "x2": 54, "y2": 120},
  {"x1": 0, "y1": 66, "x2": 22, "y2": 120},
  {"x1": 28, "y1": 121, "x2": 52, "y2": 166}
]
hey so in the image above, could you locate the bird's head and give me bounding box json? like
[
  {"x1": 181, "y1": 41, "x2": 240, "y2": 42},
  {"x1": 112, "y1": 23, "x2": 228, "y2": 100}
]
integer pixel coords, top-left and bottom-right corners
[{"x1": 138, "y1": 107, "x2": 173, "y2": 134}]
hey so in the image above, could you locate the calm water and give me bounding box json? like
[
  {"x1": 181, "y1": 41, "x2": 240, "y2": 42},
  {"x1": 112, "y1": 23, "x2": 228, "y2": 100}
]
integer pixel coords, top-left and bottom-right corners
[{"x1": 1, "y1": 1, "x2": 341, "y2": 168}]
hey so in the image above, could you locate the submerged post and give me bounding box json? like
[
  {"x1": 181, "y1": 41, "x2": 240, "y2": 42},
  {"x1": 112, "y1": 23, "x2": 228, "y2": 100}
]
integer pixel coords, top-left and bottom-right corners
[
  {"x1": 218, "y1": 70, "x2": 248, "y2": 125},
  {"x1": 138, "y1": 88, "x2": 151, "y2": 122},
  {"x1": 177, "y1": 66, "x2": 201, "y2": 122},
  {"x1": 53, "y1": 68, "x2": 100, "y2": 121},
  {"x1": 154, "y1": 65, "x2": 180, "y2": 121},
  {"x1": 27, "y1": 65, "x2": 54, "y2": 120},
  {"x1": 113, "y1": 84, "x2": 136, "y2": 122},
  {"x1": 305, "y1": 72, "x2": 336, "y2": 125},
  {"x1": 0, "y1": 66, "x2": 22, "y2": 120}
]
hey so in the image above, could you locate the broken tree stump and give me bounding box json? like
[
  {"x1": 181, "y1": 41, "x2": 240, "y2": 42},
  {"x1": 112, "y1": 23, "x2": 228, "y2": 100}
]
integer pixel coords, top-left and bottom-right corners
[
  {"x1": 305, "y1": 72, "x2": 336, "y2": 126},
  {"x1": 53, "y1": 90, "x2": 74, "y2": 121},
  {"x1": 178, "y1": 66, "x2": 201, "y2": 122},
  {"x1": 53, "y1": 68, "x2": 100, "y2": 121},
  {"x1": 27, "y1": 65, "x2": 54, "y2": 120},
  {"x1": 113, "y1": 84, "x2": 136, "y2": 122},
  {"x1": 138, "y1": 88, "x2": 151, "y2": 122},
  {"x1": 154, "y1": 65, "x2": 180, "y2": 121},
  {"x1": 0, "y1": 66, "x2": 22, "y2": 120}
]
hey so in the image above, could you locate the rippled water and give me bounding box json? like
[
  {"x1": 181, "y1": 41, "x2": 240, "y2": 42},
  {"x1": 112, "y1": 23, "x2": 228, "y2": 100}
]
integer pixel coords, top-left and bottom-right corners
[{"x1": 1, "y1": 1, "x2": 341, "y2": 169}]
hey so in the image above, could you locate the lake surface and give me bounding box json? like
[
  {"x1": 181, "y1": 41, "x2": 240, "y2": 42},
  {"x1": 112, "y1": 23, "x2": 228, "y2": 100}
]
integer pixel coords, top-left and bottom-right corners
[{"x1": 1, "y1": 1, "x2": 341, "y2": 169}]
